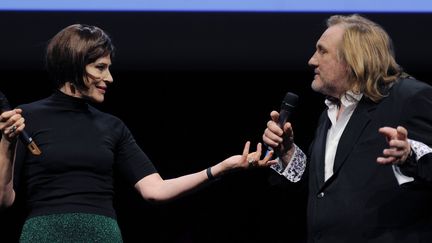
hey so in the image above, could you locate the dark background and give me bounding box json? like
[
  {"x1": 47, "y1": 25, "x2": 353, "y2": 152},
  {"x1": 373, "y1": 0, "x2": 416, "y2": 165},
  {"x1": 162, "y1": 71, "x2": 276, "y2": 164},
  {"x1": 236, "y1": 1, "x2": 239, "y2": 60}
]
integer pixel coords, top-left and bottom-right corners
[{"x1": 1, "y1": 11, "x2": 431, "y2": 242}]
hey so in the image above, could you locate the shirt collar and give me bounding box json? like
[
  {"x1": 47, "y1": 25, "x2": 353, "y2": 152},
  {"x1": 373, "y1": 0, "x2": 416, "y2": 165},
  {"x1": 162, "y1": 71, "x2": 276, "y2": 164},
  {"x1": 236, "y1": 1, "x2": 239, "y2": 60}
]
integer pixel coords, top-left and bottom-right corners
[{"x1": 325, "y1": 91, "x2": 363, "y2": 109}]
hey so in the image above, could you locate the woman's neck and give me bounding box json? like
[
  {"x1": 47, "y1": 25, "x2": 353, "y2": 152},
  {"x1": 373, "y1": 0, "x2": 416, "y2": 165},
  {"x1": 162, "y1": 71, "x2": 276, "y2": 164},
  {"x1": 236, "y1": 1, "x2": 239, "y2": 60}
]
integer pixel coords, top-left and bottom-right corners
[{"x1": 59, "y1": 82, "x2": 83, "y2": 98}]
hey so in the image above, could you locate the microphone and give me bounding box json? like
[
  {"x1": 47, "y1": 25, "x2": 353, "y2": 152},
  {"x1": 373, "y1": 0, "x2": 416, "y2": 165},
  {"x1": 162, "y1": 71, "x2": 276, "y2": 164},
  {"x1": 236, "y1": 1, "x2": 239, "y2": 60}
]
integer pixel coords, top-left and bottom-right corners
[
  {"x1": 277, "y1": 92, "x2": 299, "y2": 128},
  {"x1": 267, "y1": 92, "x2": 299, "y2": 186},
  {"x1": 266, "y1": 92, "x2": 299, "y2": 158},
  {"x1": 0, "y1": 91, "x2": 42, "y2": 156}
]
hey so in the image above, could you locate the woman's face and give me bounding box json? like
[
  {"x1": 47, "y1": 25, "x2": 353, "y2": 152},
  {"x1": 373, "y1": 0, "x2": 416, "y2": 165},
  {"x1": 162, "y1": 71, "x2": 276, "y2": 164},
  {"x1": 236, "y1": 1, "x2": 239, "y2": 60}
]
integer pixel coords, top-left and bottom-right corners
[{"x1": 81, "y1": 54, "x2": 113, "y2": 103}]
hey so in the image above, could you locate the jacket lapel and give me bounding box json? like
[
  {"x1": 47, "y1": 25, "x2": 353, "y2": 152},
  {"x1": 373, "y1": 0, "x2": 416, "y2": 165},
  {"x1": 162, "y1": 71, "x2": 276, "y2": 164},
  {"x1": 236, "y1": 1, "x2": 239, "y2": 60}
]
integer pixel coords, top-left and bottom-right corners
[
  {"x1": 312, "y1": 114, "x2": 332, "y2": 188},
  {"x1": 331, "y1": 97, "x2": 376, "y2": 177}
]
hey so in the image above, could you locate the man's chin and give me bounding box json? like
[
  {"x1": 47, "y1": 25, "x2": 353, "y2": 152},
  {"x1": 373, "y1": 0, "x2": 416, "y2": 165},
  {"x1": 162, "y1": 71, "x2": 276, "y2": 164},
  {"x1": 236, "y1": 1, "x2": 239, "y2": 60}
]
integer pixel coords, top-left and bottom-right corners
[{"x1": 311, "y1": 80, "x2": 321, "y2": 92}]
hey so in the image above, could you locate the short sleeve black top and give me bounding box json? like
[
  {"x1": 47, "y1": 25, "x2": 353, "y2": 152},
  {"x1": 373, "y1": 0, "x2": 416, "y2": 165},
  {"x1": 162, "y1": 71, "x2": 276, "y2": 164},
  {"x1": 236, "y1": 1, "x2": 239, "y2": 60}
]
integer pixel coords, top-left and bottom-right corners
[{"x1": 14, "y1": 90, "x2": 157, "y2": 219}]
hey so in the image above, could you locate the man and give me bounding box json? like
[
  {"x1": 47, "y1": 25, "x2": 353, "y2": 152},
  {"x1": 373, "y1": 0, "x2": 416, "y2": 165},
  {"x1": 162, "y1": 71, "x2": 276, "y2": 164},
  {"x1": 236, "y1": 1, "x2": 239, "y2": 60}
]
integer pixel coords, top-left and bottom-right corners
[{"x1": 263, "y1": 14, "x2": 432, "y2": 242}]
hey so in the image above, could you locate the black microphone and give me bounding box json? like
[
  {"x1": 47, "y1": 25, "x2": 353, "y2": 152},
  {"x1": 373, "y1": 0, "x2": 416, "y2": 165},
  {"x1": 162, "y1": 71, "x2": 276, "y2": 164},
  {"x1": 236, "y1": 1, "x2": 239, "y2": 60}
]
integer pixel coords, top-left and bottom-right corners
[
  {"x1": 0, "y1": 91, "x2": 41, "y2": 156},
  {"x1": 267, "y1": 92, "x2": 299, "y2": 158},
  {"x1": 267, "y1": 92, "x2": 299, "y2": 186},
  {"x1": 277, "y1": 92, "x2": 299, "y2": 128}
]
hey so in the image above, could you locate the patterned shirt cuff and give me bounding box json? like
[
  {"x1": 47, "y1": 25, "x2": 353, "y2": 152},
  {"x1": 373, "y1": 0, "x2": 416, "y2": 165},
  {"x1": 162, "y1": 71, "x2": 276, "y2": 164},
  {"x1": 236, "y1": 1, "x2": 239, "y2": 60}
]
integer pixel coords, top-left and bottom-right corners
[
  {"x1": 393, "y1": 139, "x2": 432, "y2": 185},
  {"x1": 270, "y1": 144, "x2": 306, "y2": 182},
  {"x1": 409, "y1": 139, "x2": 432, "y2": 160}
]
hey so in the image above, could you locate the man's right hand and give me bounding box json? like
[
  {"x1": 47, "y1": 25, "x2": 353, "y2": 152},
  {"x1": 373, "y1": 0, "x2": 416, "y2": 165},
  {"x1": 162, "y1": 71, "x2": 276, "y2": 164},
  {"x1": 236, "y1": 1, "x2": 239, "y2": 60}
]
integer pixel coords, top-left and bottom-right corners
[{"x1": 263, "y1": 110, "x2": 295, "y2": 159}]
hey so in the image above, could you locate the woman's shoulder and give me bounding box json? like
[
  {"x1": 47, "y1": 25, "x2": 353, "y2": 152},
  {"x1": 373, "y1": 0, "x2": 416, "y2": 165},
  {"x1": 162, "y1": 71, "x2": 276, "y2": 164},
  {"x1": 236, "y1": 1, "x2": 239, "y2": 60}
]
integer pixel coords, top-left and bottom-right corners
[
  {"x1": 88, "y1": 105, "x2": 127, "y2": 127},
  {"x1": 18, "y1": 96, "x2": 52, "y2": 112}
]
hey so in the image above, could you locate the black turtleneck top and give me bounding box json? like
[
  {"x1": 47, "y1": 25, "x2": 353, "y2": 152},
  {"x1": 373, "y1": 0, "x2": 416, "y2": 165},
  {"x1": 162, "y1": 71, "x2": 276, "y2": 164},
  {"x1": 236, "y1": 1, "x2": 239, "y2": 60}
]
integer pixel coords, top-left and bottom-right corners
[{"x1": 14, "y1": 90, "x2": 157, "y2": 219}]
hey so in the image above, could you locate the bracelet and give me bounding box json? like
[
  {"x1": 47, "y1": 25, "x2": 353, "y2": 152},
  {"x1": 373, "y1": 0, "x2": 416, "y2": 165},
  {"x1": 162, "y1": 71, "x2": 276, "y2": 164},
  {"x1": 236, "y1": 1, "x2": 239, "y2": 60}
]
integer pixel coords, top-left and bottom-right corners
[{"x1": 206, "y1": 167, "x2": 216, "y2": 180}]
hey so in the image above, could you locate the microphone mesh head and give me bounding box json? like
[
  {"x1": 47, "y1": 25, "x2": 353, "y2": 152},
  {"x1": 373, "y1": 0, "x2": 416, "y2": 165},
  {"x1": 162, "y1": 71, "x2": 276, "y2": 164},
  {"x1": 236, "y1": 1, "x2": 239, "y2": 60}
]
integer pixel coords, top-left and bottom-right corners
[{"x1": 282, "y1": 92, "x2": 299, "y2": 108}]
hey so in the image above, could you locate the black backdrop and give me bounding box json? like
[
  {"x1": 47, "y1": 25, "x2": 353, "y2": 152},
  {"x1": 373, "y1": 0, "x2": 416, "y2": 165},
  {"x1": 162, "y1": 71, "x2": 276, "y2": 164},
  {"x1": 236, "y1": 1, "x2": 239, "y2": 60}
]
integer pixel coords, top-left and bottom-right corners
[{"x1": 1, "y1": 11, "x2": 431, "y2": 242}]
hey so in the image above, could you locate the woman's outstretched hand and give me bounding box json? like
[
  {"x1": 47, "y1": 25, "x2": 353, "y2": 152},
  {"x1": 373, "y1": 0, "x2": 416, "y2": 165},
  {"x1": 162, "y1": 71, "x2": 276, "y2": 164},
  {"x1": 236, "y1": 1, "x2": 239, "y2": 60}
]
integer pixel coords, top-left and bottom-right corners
[{"x1": 222, "y1": 141, "x2": 275, "y2": 171}]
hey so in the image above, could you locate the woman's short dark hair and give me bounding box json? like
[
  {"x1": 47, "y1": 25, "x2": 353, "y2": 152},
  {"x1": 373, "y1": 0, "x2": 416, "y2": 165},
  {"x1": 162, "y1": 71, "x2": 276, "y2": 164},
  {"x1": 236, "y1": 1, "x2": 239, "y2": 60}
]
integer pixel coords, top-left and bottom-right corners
[{"x1": 46, "y1": 24, "x2": 115, "y2": 89}]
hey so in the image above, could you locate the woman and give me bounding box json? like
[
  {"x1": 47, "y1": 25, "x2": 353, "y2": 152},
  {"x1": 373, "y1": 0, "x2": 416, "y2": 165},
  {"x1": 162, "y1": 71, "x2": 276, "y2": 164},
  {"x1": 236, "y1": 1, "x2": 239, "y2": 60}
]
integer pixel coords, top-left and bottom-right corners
[{"x1": 0, "y1": 24, "x2": 272, "y2": 242}]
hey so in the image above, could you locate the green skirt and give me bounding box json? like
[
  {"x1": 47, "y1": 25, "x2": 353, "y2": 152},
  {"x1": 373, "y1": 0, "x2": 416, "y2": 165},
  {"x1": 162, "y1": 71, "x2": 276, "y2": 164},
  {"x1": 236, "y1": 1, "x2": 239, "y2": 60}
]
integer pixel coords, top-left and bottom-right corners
[{"x1": 20, "y1": 213, "x2": 123, "y2": 242}]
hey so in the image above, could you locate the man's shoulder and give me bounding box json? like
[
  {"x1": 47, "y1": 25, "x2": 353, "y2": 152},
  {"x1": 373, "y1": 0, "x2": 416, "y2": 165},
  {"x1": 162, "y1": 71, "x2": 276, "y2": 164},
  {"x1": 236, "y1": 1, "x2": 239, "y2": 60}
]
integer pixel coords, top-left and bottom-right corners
[
  {"x1": 391, "y1": 77, "x2": 432, "y2": 97},
  {"x1": 395, "y1": 77, "x2": 431, "y2": 89}
]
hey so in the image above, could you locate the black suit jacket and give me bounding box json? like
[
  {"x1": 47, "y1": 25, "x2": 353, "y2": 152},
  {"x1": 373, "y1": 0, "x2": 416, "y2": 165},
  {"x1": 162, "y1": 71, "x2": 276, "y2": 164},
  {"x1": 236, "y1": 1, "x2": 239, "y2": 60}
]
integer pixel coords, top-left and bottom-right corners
[{"x1": 307, "y1": 78, "x2": 432, "y2": 243}]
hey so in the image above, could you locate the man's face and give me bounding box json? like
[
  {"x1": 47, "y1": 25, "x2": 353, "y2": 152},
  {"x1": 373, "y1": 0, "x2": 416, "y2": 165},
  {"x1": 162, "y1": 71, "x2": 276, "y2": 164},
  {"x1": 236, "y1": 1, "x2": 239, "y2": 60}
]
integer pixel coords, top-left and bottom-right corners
[{"x1": 308, "y1": 24, "x2": 350, "y2": 98}]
